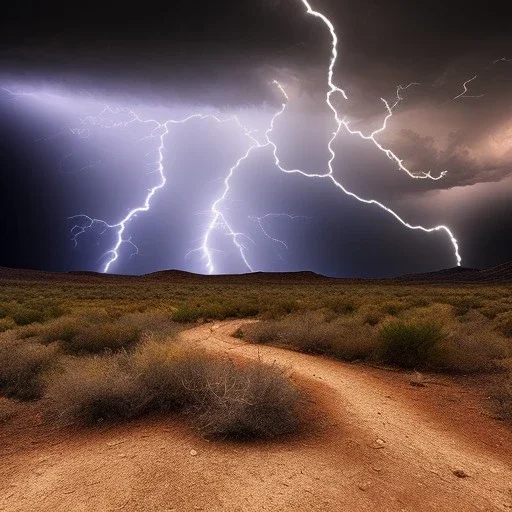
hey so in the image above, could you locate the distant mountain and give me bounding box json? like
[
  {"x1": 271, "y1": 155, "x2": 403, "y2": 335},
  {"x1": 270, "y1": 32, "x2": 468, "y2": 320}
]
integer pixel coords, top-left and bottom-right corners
[
  {"x1": 0, "y1": 262, "x2": 510, "y2": 284},
  {"x1": 397, "y1": 262, "x2": 512, "y2": 284}
]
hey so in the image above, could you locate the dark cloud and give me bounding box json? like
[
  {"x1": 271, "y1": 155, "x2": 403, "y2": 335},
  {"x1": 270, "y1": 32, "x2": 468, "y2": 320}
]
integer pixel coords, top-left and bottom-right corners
[{"x1": 1, "y1": 0, "x2": 511, "y2": 274}]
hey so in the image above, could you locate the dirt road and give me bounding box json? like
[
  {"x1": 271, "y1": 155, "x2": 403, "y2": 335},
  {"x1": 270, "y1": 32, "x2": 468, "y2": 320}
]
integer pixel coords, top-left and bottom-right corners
[{"x1": 1, "y1": 320, "x2": 511, "y2": 511}]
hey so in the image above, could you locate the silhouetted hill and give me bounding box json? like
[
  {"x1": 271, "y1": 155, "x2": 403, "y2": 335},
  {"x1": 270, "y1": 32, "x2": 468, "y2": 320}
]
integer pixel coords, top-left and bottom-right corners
[
  {"x1": 398, "y1": 262, "x2": 512, "y2": 284},
  {"x1": 0, "y1": 262, "x2": 511, "y2": 285}
]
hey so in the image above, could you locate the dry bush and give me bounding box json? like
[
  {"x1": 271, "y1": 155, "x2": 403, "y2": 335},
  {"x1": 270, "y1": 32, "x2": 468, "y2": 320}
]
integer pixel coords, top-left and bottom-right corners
[
  {"x1": 381, "y1": 301, "x2": 408, "y2": 316},
  {"x1": 0, "y1": 317, "x2": 16, "y2": 333},
  {"x1": 358, "y1": 304, "x2": 384, "y2": 326},
  {"x1": 240, "y1": 321, "x2": 284, "y2": 344},
  {"x1": 437, "y1": 323, "x2": 509, "y2": 374},
  {"x1": 0, "y1": 300, "x2": 64, "y2": 326},
  {"x1": 242, "y1": 314, "x2": 379, "y2": 362},
  {"x1": 192, "y1": 359, "x2": 301, "y2": 439},
  {"x1": 118, "y1": 310, "x2": 180, "y2": 339},
  {"x1": 327, "y1": 319, "x2": 380, "y2": 361},
  {"x1": 18, "y1": 315, "x2": 84, "y2": 343},
  {"x1": 61, "y1": 321, "x2": 142, "y2": 355},
  {"x1": 50, "y1": 356, "x2": 147, "y2": 424},
  {"x1": 49, "y1": 341, "x2": 302, "y2": 439},
  {"x1": 127, "y1": 342, "x2": 204, "y2": 412},
  {"x1": 493, "y1": 311, "x2": 512, "y2": 338},
  {"x1": 0, "y1": 340, "x2": 58, "y2": 400}
]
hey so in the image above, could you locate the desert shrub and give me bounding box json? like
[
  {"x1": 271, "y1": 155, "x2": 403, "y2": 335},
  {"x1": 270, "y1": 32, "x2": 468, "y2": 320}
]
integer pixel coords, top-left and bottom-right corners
[
  {"x1": 49, "y1": 341, "x2": 301, "y2": 439},
  {"x1": 380, "y1": 321, "x2": 445, "y2": 369},
  {"x1": 171, "y1": 307, "x2": 203, "y2": 323},
  {"x1": 327, "y1": 320, "x2": 379, "y2": 361},
  {"x1": 172, "y1": 303, "x2": 260, "y2": 324},
  {"x1": 243, "y1": 321, "x2": 283, "y2": 344},
  {"x1": 18, "y1": 315, "x2": 84, "y2": 343},
  {"x1": 0, "y1": 299, "x2": 64, "y2": 326},
  {"x1": 435, "y1": 320, "x2": 509, "y2": 373},
  {"x1": 242, "y1": 315, "x2": 379, "y2": 362},
  {"x1": 381, "y1": 301, "x2": 407, "y2": 316},
  {"x1": 127, "y1": 343, "x2": 204, "y2": 412},
  {"x1": 193, "y1": 359, "x2": 301, "y2": 439},
  {"x1": 10, "y1": 305, "x2": 46, "y2": 326},
  {"x1": 62, "y1": 322, "x2": 142, "y2": 354},
  {"x1": 0, "y1": 340, "x2": 58, "y2": 400},
  {"x1": 493, "y1": 312, "x2": 512, "y2": 338},
  {"x1": 358, "y1": 305, "x2": 384, "y2": 326},
  {"x1": 0, "y1": 317, "x2": 16, "y2": 333},
  {"x1": 449, "y1": 297, "x2": 483, "y2": 316},
  {"x1": 327, "y1": 298, "x2": 357, "y2": 315},
  {"x1": 50, "y1": 356, "x2": 146, "y2": 424},
  {"x1": 118, "y1": 311, "x2": 180, "y2": 339}
]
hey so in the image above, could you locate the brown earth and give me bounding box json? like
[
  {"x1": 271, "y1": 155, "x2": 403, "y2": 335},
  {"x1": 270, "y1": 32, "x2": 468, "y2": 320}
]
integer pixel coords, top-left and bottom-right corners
[{"x1": 1, "y1": 320, "x2": 511, "y2": 512}]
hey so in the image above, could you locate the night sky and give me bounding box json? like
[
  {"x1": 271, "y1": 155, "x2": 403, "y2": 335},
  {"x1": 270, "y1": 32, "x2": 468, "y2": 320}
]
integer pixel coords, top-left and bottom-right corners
[{"x1": 1, "y1": 0, "x2": 511, "y2": 277}]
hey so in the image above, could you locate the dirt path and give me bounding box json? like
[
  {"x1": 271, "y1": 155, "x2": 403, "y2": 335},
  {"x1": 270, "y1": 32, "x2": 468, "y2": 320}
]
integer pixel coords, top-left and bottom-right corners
[{"x1": 1, "y1": 320, "x2": 511, "y2": 512}]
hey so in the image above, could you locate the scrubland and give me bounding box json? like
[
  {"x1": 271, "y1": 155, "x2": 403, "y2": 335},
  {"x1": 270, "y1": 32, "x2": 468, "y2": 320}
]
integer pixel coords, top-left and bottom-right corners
[{"x1": 0, "y1": 272, "x2": 511, "y2": 432}]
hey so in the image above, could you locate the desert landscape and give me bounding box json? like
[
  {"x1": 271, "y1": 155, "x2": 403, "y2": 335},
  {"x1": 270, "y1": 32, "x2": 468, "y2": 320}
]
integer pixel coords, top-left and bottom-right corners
[
  {"x1": 1, "y1": 1, "x2": 511, "y2": 510},
  {"x1": 0, "y1": 266, "x2": 511, "y2": 511}
]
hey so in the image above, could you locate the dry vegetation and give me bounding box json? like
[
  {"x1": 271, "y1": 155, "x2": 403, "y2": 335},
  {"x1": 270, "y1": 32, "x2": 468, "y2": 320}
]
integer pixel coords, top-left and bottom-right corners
[{"x1": 0, "y1": 272, "x2": 511, "y2": 426}]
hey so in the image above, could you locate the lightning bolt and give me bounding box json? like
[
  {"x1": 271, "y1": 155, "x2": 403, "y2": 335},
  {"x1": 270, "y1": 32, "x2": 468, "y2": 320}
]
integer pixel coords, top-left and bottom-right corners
[
  {"x1": 69, "y1": 108, "x2": 261, "y2": 273},
  {"x1": 1, "y1": 0, "x2": 464, "y2": 274},
  {"x1": 250, "y1": 214, "x2": 311, "y2": 250},
  {"x1": 202, "y1": 0, "x2": 461, "y2": 272},
  {"x1": 453, "y1": 75, "x2": 485, "y2": 100}
]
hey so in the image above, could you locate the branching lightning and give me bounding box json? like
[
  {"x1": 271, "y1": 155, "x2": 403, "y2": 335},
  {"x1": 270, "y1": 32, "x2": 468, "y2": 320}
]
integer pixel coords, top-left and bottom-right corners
[
  {"x1": 2, "y1": 0, "x2": 467, "y2": 274},
  {"x1": 70, "y1": 109, "x2": 262, "y2": 273},
  {"x1": 250, "y1": 214, "x2": 311, "y2": 250},
  {"x1": 257, "y1": 0, "x2": 461, "y2": 267}
]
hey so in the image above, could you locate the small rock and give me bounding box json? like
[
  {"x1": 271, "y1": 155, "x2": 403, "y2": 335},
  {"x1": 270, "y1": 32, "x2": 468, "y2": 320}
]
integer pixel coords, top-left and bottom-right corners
[
  {"x1": 452, "y1": 469, "x2": 469, "y2": 479},
  {"x1": 190, "y1": 450, "x2": 198, "y2": 456},
  {"x1": 358, "y1": 482, "x2": 371, "y2": 491},
  {"x1": 370, "y1": 438, "x2": 386, "y2": 449},
  {"x1": 371, "y1": 466, "x2": 382, "y2": 472}
]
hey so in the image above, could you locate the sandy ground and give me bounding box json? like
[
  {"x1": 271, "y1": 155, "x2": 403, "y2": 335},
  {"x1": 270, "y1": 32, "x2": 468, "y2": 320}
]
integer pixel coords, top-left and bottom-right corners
[{"x1": 1, "y1": 320, "x2": 511, "y2": 512}]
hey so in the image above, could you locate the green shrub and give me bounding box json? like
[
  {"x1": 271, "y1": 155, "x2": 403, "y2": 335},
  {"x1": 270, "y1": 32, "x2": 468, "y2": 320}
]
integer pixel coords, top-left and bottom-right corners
[
  {"x1": 380, "y1": 321, "x2": 445, "y2": 369},
  {"x1": 171, "y1": 307, "x2": 202, "y2": 323}
]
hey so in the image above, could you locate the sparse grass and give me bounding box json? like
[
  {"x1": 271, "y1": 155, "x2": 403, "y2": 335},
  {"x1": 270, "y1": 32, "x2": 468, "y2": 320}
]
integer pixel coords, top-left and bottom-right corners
[
  {"x1": 0, "y1": 340, "x2": 58, "y2": 400},
  {"x1": 1, "y1": 272, "x2": 511, "y2": 430},
  {"x1": 240, "y1": 302, "x2": 511, "y2": 373},
  {"x1": 60, "y1": 321, "x2": 142, "y2": 355},
  {"x1": 49, "y1": 341, "x2": 301, "y2": 439},
  {"x1": 241, "y1": 312, "x2": 379, "y2": 362}
]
